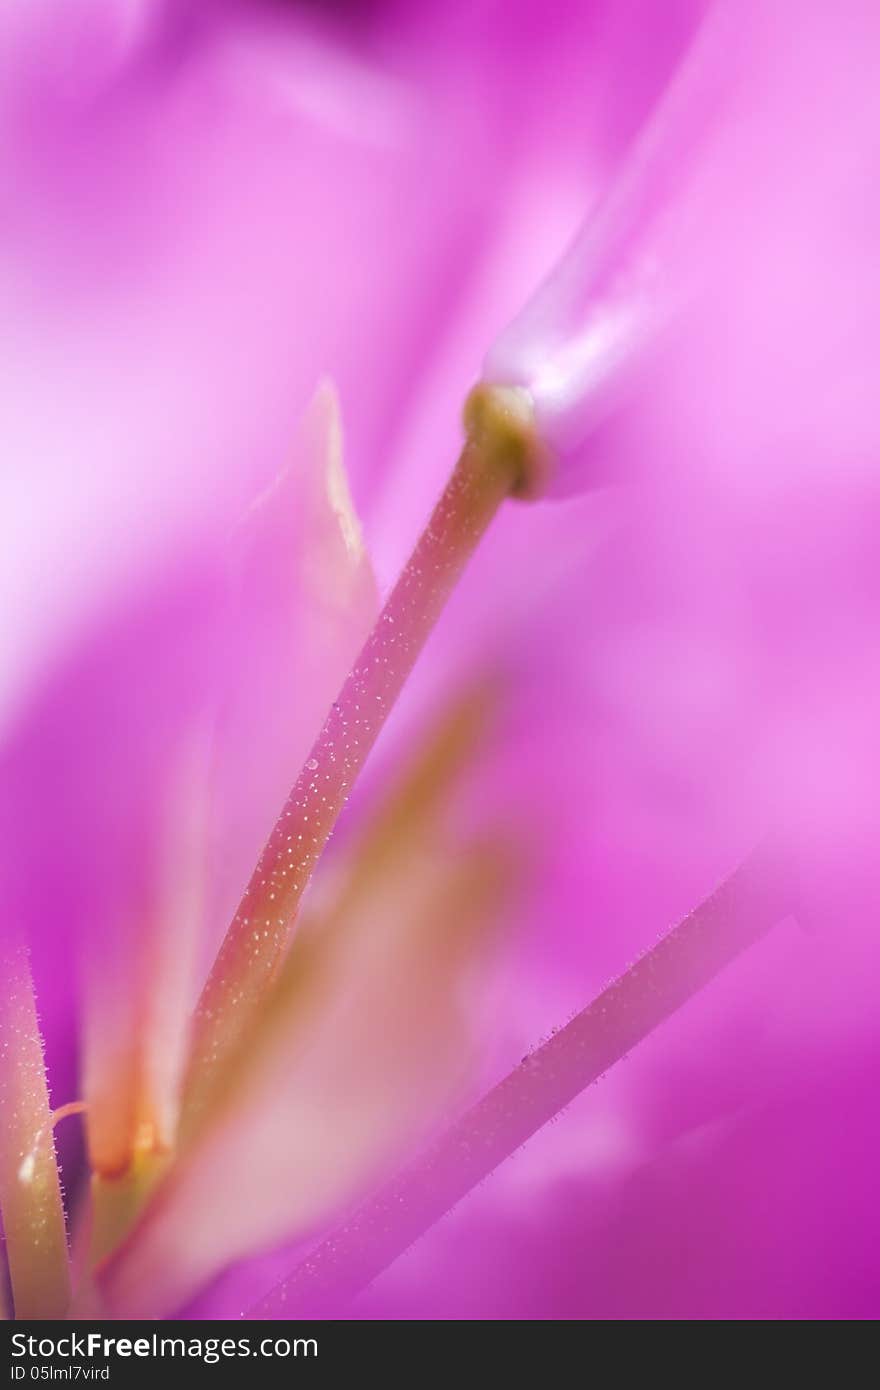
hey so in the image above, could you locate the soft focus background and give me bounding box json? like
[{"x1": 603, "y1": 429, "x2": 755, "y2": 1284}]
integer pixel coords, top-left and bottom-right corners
[{"x1": 2, "y1": 0, "x2": 879, "y2": 1320}]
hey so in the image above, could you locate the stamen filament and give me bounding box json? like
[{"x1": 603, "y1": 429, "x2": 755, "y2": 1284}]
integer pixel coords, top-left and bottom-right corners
[
  {"x1": 249, "y1": 845, "x2": 791, "y2": 1316},
  {"x1": 0, "y1": 939, "x2": 71, "y2": 1319},
  {"x1": 185, "y1": 387, "x2": 541, "y2": 1115}
]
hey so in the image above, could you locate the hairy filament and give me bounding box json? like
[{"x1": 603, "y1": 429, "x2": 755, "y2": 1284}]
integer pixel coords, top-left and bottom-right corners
[
  {"x1": 0, "y1": 939, "x2": 71, "y2": 1319},
  {"x1": 185, "y1": 387, "x2": 542, "y2": 1117}
]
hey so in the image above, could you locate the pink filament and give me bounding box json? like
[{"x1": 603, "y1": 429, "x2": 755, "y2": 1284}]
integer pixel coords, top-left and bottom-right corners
[
  {"x1": 250, "y1": 844, "x2": 791, "y2": 1316},
  {"x1": 185, "y1": 434, "x2": 520, "y2": 1116}
]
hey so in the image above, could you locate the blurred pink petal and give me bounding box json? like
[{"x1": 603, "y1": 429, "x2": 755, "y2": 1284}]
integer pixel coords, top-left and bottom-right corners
[
  {"x1": 2, "y1": 0, "x2": 879, "y2": 1325},
  {"x1": 84, "y1": 381, "x2": 377, "y2": 1182}
]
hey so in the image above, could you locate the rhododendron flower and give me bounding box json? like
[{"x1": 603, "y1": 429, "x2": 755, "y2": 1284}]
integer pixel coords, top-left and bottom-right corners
[{"x1": 2, "y1": 0, "x2": 880, "y2": 1325}]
